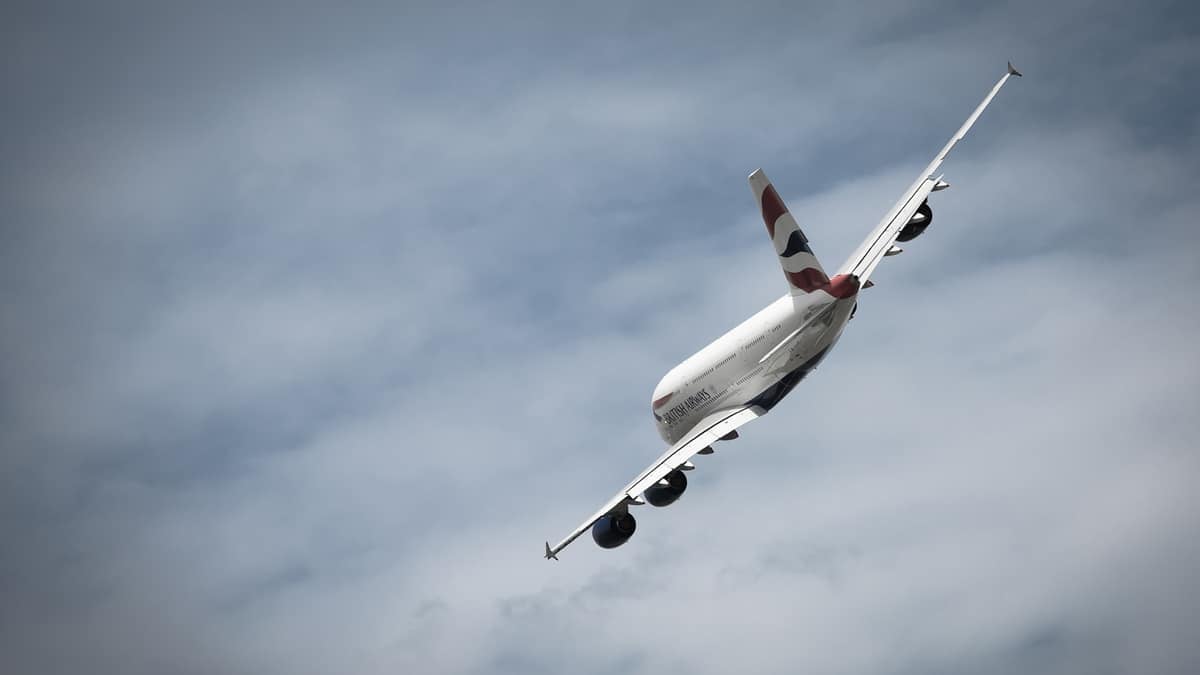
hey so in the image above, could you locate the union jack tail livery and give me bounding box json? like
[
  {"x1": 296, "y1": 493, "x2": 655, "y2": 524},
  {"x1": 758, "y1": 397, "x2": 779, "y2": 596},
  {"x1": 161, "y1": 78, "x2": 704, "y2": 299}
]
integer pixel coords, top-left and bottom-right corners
[{"x1": 748, "y1": 169, "x2": 830, "y2": 297}]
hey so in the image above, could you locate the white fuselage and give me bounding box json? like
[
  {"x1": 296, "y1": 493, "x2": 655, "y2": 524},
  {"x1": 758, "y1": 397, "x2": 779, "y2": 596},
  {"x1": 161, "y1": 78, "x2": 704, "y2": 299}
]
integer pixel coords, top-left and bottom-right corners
[{"x1": 651, "y1": 291, "x2": 857, "y2": 444}]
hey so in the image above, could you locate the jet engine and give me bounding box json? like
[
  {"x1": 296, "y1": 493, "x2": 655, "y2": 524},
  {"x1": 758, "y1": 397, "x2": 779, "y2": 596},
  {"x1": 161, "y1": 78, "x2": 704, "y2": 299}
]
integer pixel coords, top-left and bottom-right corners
[
  {"x1": 592, "y1": 512, "x2": 637, "y2": 548},
  {"x1": 897, "y1": 200, "x2": 933, "y2": 242},
  {"x1": 644, "y1": 469, "x2": 687, "y2": 507}
]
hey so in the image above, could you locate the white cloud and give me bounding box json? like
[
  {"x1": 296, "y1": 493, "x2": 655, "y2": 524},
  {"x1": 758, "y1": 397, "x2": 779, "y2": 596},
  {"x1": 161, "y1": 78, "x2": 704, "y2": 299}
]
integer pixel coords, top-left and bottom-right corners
[{"x1": 2, "y1": 1, "x2": 1198, "y2": 674}]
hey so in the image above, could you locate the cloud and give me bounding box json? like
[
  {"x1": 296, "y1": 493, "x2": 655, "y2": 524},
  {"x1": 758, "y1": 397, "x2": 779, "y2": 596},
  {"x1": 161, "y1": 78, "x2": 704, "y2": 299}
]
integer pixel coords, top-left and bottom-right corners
[{"x1": 2, "y1": 1, "x2": 1198, "y2": 674}]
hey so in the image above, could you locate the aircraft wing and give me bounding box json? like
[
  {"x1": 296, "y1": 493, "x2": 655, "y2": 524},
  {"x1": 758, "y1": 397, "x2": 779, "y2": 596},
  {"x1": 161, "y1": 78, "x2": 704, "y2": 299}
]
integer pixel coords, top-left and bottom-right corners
[
  {"x1": 838, "y1": 62, "x2": 1022, "y2": 282},
  {"x1": 545, "y1": 405, "x2": 763, "y2": 559}
]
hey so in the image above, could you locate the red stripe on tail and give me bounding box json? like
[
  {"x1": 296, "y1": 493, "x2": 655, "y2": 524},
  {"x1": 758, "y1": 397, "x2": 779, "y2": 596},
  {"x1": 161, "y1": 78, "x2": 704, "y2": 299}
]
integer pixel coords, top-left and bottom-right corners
[{"x1": 760, "y1": 184, "x2": 788, "y2": 239}]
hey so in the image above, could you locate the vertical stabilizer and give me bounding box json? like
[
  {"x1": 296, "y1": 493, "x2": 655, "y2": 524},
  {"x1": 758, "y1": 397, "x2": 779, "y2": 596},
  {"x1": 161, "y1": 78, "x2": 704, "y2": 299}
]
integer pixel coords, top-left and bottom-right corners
[{"x1": 749, "y1": 169, "x2": 832, "y2": 297}]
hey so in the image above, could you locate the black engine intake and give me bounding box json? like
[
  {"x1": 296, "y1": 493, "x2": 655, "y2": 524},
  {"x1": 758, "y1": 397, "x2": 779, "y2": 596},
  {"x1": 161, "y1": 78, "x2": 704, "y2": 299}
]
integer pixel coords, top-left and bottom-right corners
[
  {"x1": 591, "y1": 512, "x2": 637, "y2": 548},
  {"x1": 644, "y1": 469, "x2": 687, "y2": 507},
  {"x1": 897, "y1": 200, "x2": 933, "y2": 242}
]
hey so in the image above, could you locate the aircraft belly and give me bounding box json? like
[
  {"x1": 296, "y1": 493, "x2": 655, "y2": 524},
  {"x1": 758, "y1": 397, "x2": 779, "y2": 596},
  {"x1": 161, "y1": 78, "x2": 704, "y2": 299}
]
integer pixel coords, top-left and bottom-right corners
[{"x1": 749, "y1": 298, "x2": 854, "y2": 411}]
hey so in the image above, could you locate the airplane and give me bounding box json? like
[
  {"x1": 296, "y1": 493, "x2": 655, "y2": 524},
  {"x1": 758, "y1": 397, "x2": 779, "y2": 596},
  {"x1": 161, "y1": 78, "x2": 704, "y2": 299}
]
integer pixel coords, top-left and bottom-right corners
[{"x1": 545, "y1": 62, "x2": 1022, "y2": 560}]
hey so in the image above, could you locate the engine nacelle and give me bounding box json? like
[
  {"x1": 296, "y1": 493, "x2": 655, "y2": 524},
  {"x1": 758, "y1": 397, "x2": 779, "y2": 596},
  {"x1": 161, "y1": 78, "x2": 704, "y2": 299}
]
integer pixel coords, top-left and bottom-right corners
[
  {"x1": 592, "y1": 512, "x2": 637, "y2": 548},
  {"x1": 644, "y1": 469, "x2": 687, "y2": 507},
  {"x1": 897, "y1": 201, "x2": 933, "y2": 242}
]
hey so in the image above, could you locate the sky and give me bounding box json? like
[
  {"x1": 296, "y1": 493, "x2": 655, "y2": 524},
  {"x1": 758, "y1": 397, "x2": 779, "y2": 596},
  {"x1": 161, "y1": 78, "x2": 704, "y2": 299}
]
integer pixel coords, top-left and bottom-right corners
[{"x1": 2, "y1": 1, "x2": 1199, "y2": 673}]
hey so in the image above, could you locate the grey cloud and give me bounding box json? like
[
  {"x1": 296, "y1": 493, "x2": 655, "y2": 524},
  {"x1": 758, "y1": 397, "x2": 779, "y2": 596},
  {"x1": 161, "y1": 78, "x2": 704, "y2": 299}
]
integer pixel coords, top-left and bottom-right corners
[{"x1": 3, "y1": 1, "x2": 1200, "y2": 674}]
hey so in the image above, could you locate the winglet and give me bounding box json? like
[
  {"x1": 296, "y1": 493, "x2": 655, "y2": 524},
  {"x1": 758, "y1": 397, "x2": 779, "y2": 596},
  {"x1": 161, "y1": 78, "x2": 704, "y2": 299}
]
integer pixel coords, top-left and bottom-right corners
[
  {"x1": 1007, "y1": 61, "x2": 1023, "y2": 77},
  {"x1": 544, "y1": 542, "x2": 558, "y2": 561}
]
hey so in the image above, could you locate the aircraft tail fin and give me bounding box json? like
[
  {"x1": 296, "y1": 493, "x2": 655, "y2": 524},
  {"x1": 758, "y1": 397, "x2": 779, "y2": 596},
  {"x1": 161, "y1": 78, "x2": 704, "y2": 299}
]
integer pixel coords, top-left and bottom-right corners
[{"x1": 748, "y1": 169, "x2": 831, "y2": 297}]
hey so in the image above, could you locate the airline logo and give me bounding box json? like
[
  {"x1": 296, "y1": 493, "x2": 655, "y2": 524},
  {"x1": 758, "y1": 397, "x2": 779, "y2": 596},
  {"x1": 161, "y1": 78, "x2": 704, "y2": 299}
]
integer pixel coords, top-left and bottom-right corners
[{"x1": 754, "y1": 171, "x2": 859, "y2": 299}]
